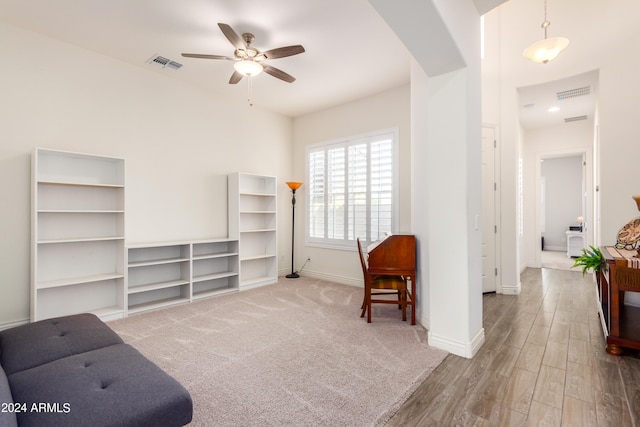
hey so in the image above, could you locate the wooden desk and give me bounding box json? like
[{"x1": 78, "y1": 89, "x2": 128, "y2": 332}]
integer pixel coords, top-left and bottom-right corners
[
  {"x1": 598, "y1": 247, "x2": 640, "y2": 355},
  {"x1": 367, "y1": 234, "x2": 416, "y2": 325}
]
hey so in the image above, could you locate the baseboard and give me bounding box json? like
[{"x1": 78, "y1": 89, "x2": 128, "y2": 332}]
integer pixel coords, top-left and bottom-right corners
[
  {"x1": 544, "y1": 245, "x2": 565, "y2": 252},
  {"x1": 428, "y1": 327, "x2": 485, "y2": 359},
  {"x1": 0, "y1": 317, "x2": 29, "y2": 331},
  {"x1": 501, "y1": 281, "x2": 521, "y2": 295},
  {"x1": 295, "y1": 269, "x2": 363, "y2": 287}
]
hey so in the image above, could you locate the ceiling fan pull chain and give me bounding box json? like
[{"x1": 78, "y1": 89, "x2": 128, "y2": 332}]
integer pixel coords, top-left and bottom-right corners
[{"x1": 248, "y1": 76, "x2": 254, "y2": 107}]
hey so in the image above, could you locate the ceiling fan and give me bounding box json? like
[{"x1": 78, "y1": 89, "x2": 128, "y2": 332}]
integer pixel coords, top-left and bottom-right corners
[{"x1": 181, "y1": 23, "x2": 305, "y2": 84}]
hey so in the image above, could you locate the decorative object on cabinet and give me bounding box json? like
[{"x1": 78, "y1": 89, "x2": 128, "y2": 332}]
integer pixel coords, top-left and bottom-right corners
[
  {"x1": 31, "y1": 148, "x2": 125, "y2": 322},
  {"x1": 228, "y1": 173, "x2": 278, "y2": 289},
  {"x1": 615, "y1": 196, "x2": 640, "y2": 253},
  {"x1": 285, "y1": 181, "x2": 303, "y2": 279},
  {"x1": 126, "y1": 239, "x2": 239, "y2": 315},
  {"x1": 571, "y1": 245, "x2": 603, "y2": 276}
]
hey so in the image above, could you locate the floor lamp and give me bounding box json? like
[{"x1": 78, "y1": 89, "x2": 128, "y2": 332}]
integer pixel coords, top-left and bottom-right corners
[{"x1": 285, "y1": 181, "x2": 302, "y2": 278}]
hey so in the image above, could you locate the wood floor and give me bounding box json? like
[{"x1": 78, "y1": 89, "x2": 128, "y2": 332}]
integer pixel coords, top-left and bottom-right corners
[{"x1": 388, "y1": 267, "x2": 640, "y2": 426}]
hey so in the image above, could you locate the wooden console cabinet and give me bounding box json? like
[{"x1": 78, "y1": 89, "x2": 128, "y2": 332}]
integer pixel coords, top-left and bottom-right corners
[{"x1": 598, "y1": 247, "x2": 640, "y2": 355}]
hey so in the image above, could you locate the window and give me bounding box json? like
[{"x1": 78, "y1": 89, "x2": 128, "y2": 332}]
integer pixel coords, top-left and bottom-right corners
[{"x1": 306, "y1": 129, "x2": 398, "y2": 249}]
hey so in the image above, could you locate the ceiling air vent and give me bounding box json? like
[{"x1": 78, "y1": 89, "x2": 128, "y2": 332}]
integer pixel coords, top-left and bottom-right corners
[
  {"x1": 147, "y1": 55, "x2": 183, "y2": 72},
  {"x1": 564, "y1": 115, "x2": 588, "y2": 123},
  {"x1": 556, "y1": 86, "x2": 591, "y2": 100}
]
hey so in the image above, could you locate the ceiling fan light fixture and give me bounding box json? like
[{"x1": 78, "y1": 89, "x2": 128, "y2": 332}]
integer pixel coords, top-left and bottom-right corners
[{"x1": 234, "y1": 59, "x2": 263, "y2": 77}]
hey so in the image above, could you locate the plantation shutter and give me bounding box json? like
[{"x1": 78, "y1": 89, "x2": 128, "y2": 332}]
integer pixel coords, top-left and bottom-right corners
[{"x1": 306, "y1": 129, "x2": 397, "y2": 248}]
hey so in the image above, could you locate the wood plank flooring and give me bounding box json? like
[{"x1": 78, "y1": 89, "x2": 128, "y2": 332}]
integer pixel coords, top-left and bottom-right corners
[{"x1": 387, "y1": 267, "x2": 640, "y2": 426}]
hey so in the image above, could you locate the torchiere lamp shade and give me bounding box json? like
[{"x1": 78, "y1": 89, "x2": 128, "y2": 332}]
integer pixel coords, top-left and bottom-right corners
[{"x1": 286, "y1": 181, "x2": 303, "y2": 191}]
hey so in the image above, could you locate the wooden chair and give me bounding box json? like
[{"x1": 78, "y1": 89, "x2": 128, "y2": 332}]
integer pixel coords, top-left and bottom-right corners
[{"x1": 357, "y1": 238, "x2": 410, "y2": 323}]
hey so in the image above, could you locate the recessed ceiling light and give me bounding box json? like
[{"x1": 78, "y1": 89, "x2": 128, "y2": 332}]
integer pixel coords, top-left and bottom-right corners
[{"x1": 548, "y1": 106, "x2": 560, "y2": 112}]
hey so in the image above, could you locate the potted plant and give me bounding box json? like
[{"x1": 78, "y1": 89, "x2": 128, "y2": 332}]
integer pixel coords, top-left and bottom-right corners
[{"x1": 571, "y1": 245, "x2": 603, "y2": 276}]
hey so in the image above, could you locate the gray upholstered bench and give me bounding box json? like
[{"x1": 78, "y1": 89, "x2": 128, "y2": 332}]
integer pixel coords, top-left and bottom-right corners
[{"x1": 0, "y1": 313, "x2": 192, "y2": 427}]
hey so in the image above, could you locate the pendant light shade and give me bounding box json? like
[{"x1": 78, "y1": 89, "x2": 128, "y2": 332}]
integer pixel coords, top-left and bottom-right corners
[
  {"x1": 523, "y1": 0, "x2": 569, "y2": 64},
  {"x1": 523, "y1": 36, "x2": 570, "y2": 64}
]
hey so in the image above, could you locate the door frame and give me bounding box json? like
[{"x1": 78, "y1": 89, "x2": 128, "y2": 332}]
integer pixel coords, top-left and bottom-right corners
[
  {"x1": 534, "y1": 147, "x2": 594, "y2": 267},
  {"x1": 482, "y1": 124, "x2": 501, "y2": 293}
]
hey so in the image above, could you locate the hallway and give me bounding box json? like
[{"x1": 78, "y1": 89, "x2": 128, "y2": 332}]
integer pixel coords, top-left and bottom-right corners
[{"x1": 389, "y1": 267, "x2": 639, "y2": 426}]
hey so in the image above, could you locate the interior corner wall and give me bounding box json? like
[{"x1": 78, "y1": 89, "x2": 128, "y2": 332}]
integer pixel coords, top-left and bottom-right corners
[
  {"x1": 0, "y1": 21, "x2": 293, "y2": 327},
  {"x1": 290, "y1": 85, "x2": 412, "y2": 284}
]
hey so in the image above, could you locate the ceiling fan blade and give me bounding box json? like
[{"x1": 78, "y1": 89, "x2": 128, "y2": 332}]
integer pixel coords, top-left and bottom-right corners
[
  {"x1": 229, "y1": 70, "x2": 244, "y2": 84},
  {"x1": 263, "y1": 45, "x2": 305, "y2": 60},
  {"x1": 218, "y1": 23, "x2": 245, "y2": 50},
  {"x1": 181, "y1": 53, "x2": 232, "y2": 60},
  {"x1": 263, "y1": 65, "x2": 296, "y2": 83}
]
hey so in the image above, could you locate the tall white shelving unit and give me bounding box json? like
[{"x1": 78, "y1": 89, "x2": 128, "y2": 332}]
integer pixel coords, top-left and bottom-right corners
[
  {"x1": 228, "y1": 173, "x2": 278, "y2": 289},
  {"x1": 31, "y1": 148, "x2": 125, "y2": 321}
]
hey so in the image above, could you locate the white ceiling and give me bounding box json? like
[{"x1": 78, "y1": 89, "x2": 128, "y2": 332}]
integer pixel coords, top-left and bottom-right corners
[
  {"x1": 0, "y1": 0, "x2": 412, "y2": 118},
  {"x1": 518, "y1": 70, "x2": 598, "y2": 130},
  {"x1": 0, "y1": 0, "x2": 607, "y2": 125}
]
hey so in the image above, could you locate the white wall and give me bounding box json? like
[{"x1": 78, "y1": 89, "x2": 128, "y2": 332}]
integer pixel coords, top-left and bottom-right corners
[
  {"x1": 0, "y1": 22, "x2": 293, "y2": 327},
  {"x1": 540, "y1": 156, "x2": 583, "y2": 250},
  {"x1": 291, "y1": 85, "x2": 411, "y2": 284}
]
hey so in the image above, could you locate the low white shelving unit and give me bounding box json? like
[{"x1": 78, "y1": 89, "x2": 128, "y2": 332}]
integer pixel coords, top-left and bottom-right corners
[
  {"x1": 31, "y1": 148, "x2": 126, "y2": 321},
  {"x1": 126, "y1": 239, "x2": 239, "y2": 315},
  {"x1": 228, "y1": 172, "x2": 278, "y2": 289}
]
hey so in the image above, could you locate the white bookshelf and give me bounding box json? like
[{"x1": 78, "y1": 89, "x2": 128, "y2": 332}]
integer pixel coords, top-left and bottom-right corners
[
  {"x1": 228, "y1": 173, "x2": 278, "y2": 289},
  {"x1": 31, "y1": 148, "x2": 125, "y2": 321},
  {"x1": 192, "y1": 239, "x2": 239, "y2": 300},
  {"x1": 126, "y1": 239, "x2": 239, "y2": 315}
]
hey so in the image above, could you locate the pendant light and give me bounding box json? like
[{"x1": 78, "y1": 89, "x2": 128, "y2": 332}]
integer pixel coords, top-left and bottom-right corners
[{"x1": 523, "y1": 0, "x2": 569, "y2": 64}]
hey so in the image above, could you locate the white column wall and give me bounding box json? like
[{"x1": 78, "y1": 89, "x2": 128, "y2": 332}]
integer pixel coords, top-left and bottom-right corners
[{"x1": 373, "y1": 0, "x2": 484, "y2": 357}]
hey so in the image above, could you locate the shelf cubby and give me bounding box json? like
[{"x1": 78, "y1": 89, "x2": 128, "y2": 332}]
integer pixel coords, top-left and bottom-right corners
[{"x1": 125, "y1": 239, "x2": 239, "y2": 315}]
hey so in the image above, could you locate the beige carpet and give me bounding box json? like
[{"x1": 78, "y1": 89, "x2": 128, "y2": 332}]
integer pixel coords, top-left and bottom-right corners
[{"x1": 108, "y1": 277, "x2": 447, "y2": 426}]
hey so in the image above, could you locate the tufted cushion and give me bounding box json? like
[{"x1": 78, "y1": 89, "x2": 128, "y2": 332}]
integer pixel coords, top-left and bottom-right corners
[
  {"x1": 8, "y1": 343, "x2": 193, "y2": 427},
  {"x1": 0, "y1": 313, "x2": 123, "y2": 375},
  {"x1": 0, "y1": 363, "x2": 18, "y2": 427}
]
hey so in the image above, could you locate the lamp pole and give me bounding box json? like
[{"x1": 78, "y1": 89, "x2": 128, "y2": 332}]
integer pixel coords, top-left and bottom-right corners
[{"x1": 285, "y1": 182, "x2": 302, "y2": 278}]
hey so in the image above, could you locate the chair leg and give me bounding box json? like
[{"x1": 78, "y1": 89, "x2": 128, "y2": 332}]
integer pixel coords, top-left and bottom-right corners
[
  {"x1": 401, "y1": 289, "x2": 407, "y2": 322},
  {"x1": 360, "y1": 294, "x2": 367, "y2": 318}
]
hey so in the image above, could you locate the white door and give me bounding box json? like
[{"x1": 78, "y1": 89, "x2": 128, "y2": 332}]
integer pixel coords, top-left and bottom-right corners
[{"x1": 482, "y1": 126, "x2": 497, "y2": 293}]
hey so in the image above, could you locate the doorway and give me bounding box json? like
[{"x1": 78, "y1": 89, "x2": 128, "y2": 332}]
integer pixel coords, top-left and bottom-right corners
[
  {"x1": 539, "y1": 154, "x2": 585, "y2": 270},
  {"x1": 535, "y1": 149, "x2": 593, "y2": 269}
]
